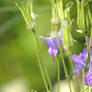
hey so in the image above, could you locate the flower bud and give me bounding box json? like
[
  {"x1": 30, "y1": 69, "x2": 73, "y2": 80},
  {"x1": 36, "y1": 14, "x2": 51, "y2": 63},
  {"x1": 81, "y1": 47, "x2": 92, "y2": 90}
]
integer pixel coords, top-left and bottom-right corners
[
  {"x1": 51, "y1": 18, "x2": 60, "y2": 25},
  {"x1": 76, "y1": 30, "x2": 83, "y2": 33},
  {"x1": 27, "y1": 22, "x2": 36, "y2": 30},
  {"x1": 31, "y1": 13, "x2": 37, "y2": 21}
]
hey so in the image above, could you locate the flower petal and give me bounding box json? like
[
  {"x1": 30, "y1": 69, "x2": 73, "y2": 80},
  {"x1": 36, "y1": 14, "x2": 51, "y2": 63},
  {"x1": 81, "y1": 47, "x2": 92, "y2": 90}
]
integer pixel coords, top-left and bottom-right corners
[
  {"x1": 72, "y1": 53, "x2": 83, "y2": 64},
  {"x1": 40, "y1": 36, "x2": 55, "y2": 48},
  {"x1": 48, "y1": 48, "x2": 58, "y2": 62}
]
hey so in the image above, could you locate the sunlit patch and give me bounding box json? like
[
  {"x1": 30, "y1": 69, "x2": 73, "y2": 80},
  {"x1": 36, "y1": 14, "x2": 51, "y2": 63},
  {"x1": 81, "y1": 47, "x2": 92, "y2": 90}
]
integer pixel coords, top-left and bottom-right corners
[{"x1": 76, "y1": 30, "x2": 83, "y2": 33}]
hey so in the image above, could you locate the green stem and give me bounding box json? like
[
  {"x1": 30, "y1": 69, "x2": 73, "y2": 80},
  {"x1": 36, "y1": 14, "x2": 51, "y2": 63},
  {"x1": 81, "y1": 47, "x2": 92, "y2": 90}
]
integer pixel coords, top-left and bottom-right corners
[
  {"x1": 44, "y1": 67, "x2": 53, "y2": 92},
  {"x1": 33, "y1": 30, "x2": 49, "y2": 92},
  {"x1": 80, "y1": 69, "x2": 85, "y2": 92},
  {"x1": 69, "y1": 55, "x2": 80, "y2": 92},
  {"x1": 66, "y1": 23, "x2": 79, "y2": 91},
  {"x1": 91, "y1": 89, "x2": 92, "y2": 92},
  {"x1": 60, "y1": 54, "x2": 72, "y2": 92},
  {"x1": 71, "y1": 78, "x2": 76, "y2": 92},
  {"x1": 57, "y1": 57, "x2": 60, "y2": 92},
  {"x1": 56, "y1": 25, "x2": 72, "y2": 92},
  {"x1": 87, "y1": 86, "x2": 89, "y2": 92},
  {"x1": 85, "y1": 35, "x2": 90, "y2": 71},
  {"x1": 55, "y1": 25, "x2": 61, "y2": 92},
  {"x1": 67, "y1": 21, "x2": 80, "y2": 92},
  {"x1": 87, "y1": 36, "x2": 90, "y2": 62}
]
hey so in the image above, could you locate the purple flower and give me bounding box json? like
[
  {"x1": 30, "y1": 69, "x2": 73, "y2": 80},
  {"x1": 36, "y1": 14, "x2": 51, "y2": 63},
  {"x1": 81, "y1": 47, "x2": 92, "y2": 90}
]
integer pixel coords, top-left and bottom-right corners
[
  {"x1": 72, "y1": 48, "x2": 88, "y2": 76},
  {"x1": 40, "y1": 26, "x2": 63, "y2": 62},
  {"x1": 72, "y1": 46, "x2": 92, "y2": 77},
  {"x1": 85, "y1": 61, "x2": 92, "y2": 87},
  {"x1": 40, "y1": 21, "x2": 77, "y2": 62},
  {"x1": 72, "y1": 53, "x2": 86, "y2": 75}
]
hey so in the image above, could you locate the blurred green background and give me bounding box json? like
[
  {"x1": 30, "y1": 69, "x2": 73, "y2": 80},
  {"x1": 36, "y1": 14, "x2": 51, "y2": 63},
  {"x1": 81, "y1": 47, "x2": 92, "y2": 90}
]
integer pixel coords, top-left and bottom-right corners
[
  {"x1": 0, "y1": 0, "x2": 60, "y2": 91},
  {"x1": 0, "y1": 0, "x2": 92, "y2": 92}
]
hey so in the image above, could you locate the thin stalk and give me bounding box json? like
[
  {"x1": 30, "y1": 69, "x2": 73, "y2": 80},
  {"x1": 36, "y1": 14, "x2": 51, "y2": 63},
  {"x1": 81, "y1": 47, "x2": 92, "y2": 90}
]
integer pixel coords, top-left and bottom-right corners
[
  {"x1": 69, "y1": 55, "x2": 80, "y2": 92},
  {"x1": 56, "y1": 25, "x2": 72, "y2": 92},
  {"x1": 33, "y1": 29, "x2": 53, "y2": 92},
  {"x1": 90, "y1": 31, "x2": 92, "y2": 47},
  {"x1": 87, "y1": 37, "x2": 90, "y2": 62},
  {"x1": 57, "y1": 57, "x2": 60, "y2": 92},
  {"x1": 85, "y1": 86, "x2": 89, "y2": 92},
  {"x1": 85, "y1": 35, "x2": 90, "y2": 65},
  {"x1": 80, "y1": 69, "x2": 85, "y2": 92},
  {"x1": 33, "y1": 30, "x2": 49, "y2": 92},
  {"x1": 88, "y1": 86, "x2": 89, "y2": 92},
  {"x1": 66, "y1": 25, "x2": 77, "y2": 90},
  {"x1": 44, "y1": 66, "x2": 53, "y2": 92},
  {"x1": 34, "y1": 32, "x2": 53, "y2": 92},
  {"x1": 71, "y1": 78, "x2": 76, "y2": 92},
  {"x1": 60, "y1": 54, "x2": 72, "y2": 92},
  {"x1": 67, "y1": 22, "x2": 80, "y2": 92},
  {"x1": 56, "y1": 26, "x2": 61, "y2": 92}
]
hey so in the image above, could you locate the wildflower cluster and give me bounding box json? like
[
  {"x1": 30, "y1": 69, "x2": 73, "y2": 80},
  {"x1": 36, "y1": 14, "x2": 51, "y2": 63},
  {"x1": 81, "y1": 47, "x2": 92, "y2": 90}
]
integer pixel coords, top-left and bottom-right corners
[{"x1": 16, "y1": 0, "x2": 92, "y2": 92}]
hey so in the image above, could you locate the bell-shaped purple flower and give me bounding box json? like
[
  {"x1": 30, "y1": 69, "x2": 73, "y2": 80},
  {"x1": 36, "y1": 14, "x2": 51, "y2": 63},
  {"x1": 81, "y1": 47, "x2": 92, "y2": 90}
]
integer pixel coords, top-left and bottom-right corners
[
  {"x1": 40, "y1": 26, "x2": 63, "y2": 62},
  {"x1": 41, "y1": 21, "x2": 77, "y2": 62},
  {"x1": 85, "y1": 61, "x2": 92, "y2": 87}
]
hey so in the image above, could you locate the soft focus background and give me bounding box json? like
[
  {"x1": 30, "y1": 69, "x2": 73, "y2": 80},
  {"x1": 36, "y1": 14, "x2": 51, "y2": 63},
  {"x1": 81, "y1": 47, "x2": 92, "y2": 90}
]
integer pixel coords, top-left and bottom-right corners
[{"x1": 0, "y1": 0, "x2": 92, "y2": 92}]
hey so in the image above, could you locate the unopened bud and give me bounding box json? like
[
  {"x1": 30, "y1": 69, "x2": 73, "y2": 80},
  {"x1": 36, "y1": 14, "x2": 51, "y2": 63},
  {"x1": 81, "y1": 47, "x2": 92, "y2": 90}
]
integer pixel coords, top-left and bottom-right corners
[
  {"x1": 31, "y1": 13, "x2": 37, "y2": 21},
  {"x1": 51, "y1": 18, "x2": 60, "y2": 25},
  {"x1": 76, "y1": 30, "x2": 83, "y2": 33},
  {"x1": 62, "y1": 21, "x2": 67, "y2": 27}
]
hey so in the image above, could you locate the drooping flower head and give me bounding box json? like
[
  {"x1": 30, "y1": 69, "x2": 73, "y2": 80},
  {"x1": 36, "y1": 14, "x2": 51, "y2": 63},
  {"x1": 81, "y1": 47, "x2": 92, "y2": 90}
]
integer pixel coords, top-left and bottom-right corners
[
  {"x1": 41, "y1": 21, "x2": 77, "y2": 62},
  {"x1": 40, "y1": 25, "x2": 63, "y2": 62}
]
